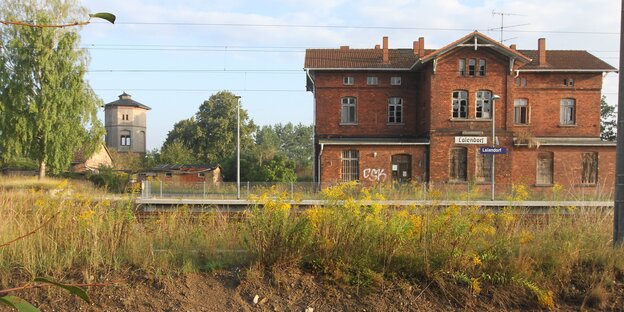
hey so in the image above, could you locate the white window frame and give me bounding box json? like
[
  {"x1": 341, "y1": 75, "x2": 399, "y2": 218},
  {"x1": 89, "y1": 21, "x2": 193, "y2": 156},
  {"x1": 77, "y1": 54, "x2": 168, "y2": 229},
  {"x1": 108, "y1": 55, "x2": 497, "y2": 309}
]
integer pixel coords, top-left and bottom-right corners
[
  {"x1": 458, "y1": 59, "x2": 466, "y2": 76},
  {"x1": 343, "y1": 76, "x2": 354, "y2": 85},
  {"x1": 478, "y1": 59, "x2": 486, "y2": 76},
  {"x1": 341, "y1": 97, "x2": 357, "y2": 124},
  {"x1": 388, "y1": 97, "x2": 403, "y2": 123},
  {"x1": 366, "y1": 76, "x2": 378, "y2": 85},
  {"x1": 560, "y1": 98, "x2": 576, "y2": 125},
  {"x1": 468, "y1": 59, "x2": 476, "y2": 76},
  {"x1": 514, "y1": 99, "x2": 529, "y2": 125},
  {"x1": 475, "y1": 90, "x2": 492, "y2": 119},
  {"x1": 452, "y1": 90, "x2": 468, "y2": 119},
  {"x1": 390, "y1": 76, "x2": 402, "y2": 85},
  {"x1": 120, "y1": 135, "x2": 131, "y2": 146}
]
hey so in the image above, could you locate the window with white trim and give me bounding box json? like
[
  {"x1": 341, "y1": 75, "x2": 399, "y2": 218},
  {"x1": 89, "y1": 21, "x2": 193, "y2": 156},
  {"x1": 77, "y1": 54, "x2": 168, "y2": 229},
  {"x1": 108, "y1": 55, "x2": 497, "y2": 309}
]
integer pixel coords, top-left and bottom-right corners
[
  {"x1": 390, "y1": 76, "x2": 402, "y2": 85},
  {"x1": 341, "y1": 150, "x2": 359, "y2": 182},
  {"x1": 514, "y1": 99, "x2": 528, "y2": 125},
  {"x1": 475, "y1": 90, "x2": 492, "y2": 119},
  {"x1": 120, "y1": 135, "x2": 131, "y2": 146},
  {"x1": 452, "y1": 91, "x2": 468, "y2": 119},
  {"x1": 388, "y1": 97, "x2": 403, "y2": 123},
  {"x1": 341, "y1": 97, "x2": 357, "y2": 124},
  {"x1": 458, "y1": 59, "x2": 466, "y2": 76},
  {"x1": 560, "y1": 98, "x2": 576, "y2": 125},
  {"x1": 478, "y1": 59, "x2": 486, "y2": 76},
  {"x1": 367, "y1": 76, "x2": 378, "y2": 85},
  {"x1": 343, "y1": 76, "x2": 354, "y2": 85},
  {"x1": 468, "y1": 59, "x2": 476, "y2": 76}
]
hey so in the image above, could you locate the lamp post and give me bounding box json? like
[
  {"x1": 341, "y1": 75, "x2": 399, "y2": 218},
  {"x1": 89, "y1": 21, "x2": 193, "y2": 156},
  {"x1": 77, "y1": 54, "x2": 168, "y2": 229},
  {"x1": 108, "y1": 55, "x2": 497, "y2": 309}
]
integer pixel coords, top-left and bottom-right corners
[
  {"x1": 491, "y1": 94, "x2": 501, "y2": 201},
  {"x1": 235, "y1": 96, "x2": 241, "y2": 200}
]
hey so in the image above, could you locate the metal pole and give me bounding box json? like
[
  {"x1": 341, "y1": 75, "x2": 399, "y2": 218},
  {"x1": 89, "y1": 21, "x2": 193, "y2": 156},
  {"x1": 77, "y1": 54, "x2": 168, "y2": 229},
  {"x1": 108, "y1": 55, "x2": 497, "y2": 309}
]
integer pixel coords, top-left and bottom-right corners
[
  {"x1": 491, "y1": 95, "x2": 500, "y2": 201},
  {"x1": 236, "y1": 96, "x2": 241, "y2": 200},
  {"x1": 614, "y1": 0, "x2": 624, "y2": 245}
]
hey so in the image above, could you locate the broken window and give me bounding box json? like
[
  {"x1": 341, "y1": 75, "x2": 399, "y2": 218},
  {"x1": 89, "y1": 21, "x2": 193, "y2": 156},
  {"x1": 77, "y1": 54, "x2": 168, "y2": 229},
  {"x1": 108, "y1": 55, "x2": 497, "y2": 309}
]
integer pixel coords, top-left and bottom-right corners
[
  {"x1": 452, "y1": 90, "x2": 468, "y2": 119},
  {"x1": 341, "y1": 150, "x2": 359, "y2": 182},
  {"x1": 468, "y1": 59, "x2": 476, "y2": 76},
  {"x1": 478, "y1": 59, "x2": 486, "y2": 76},
  {"x1": 476, "y1": 90, "x2": 492, "y2": 119},
  {"x1": 536, "y1": 152, "x2": 554, "y2": 185},
  {"x1": 449, "y1": 147, "x2": 467, "y2": 182},
  {"x1": 581, "y1": 152, "x2": 598, "y2": 184},
  {"x1": 367, "y1": 76, "x2": 378, "y2": 85},
  {"x1": 459, "y1": 59, "x2": 466, "y2": 76},
  {"x1": 390, "y1": 76, "x2": 402, "y2": 85},
  {"x1": 514, "y1": 99, "x2": 528, "y2": 124},
  {"x1": 343, "y1": 76, "x2": 354, "y2": 85}
]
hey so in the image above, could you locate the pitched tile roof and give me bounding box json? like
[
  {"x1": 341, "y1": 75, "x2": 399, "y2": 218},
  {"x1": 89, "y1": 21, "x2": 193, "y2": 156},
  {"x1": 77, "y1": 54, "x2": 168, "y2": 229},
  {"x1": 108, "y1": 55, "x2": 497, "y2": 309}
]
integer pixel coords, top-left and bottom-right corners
[
  {"x1": 517, "y1": 50, "x2": 617, "y2": 71},
  {"x1": 304, "y1": 48, "x2": 433, "y2": 69}
]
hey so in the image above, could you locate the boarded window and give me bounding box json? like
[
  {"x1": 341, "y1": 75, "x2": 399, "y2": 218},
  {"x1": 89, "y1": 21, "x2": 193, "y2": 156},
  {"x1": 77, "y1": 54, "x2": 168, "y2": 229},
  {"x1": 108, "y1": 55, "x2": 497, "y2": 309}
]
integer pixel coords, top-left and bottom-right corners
[
  {"x1": 475, "y1": 152, "x2": 492, "y2": 183},
  {"x1": 341, "y1": 150, "x2": 359, "y2": 182},
  {"x1": 449, "y1": 147, "x2": 467, "y2": 182},
  {"x1": 514, "y1": 99, "x2": 528, "y2": 124},
  {"x1": 536, "y1": 152, "x2": 554, "y2": 185},
  {"x1": 581, "y1": 152, "x2": 598, "y2": 184},
  {"x1": 341, "y1": 97, "x2": 357, "y2": 123},
  {"x1": 452, "y1": 90, "x2": 468, "y2": 119},
  {"x1": 458, "y1": 59, "x2": 466, "y2": 76}
]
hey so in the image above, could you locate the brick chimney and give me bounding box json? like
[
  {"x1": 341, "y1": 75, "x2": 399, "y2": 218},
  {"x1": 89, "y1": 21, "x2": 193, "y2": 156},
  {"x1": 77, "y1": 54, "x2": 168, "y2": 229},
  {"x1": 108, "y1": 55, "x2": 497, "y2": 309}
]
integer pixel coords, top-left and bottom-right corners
[
  {"x1": 340, "y1": 45, "x2": 349, "y2": 50},
  {"x1": 375, "y1": 44, "x2": 380, "y2": 49},
  {"x1": 383, "y1": 36, "x2": 389, "y2": 64},
  {"x1": 418, "y1": 37, "x2": 425, "y2": 58},
  {"x1": 538, "y1": 38, "x2": 546, "y2": 66},
  {"x1": 413, "y1": 40, "x2": 419, "y2": 55},
  {"x1": 509, "y1": 44, "x2": 517, "y2": 50}
]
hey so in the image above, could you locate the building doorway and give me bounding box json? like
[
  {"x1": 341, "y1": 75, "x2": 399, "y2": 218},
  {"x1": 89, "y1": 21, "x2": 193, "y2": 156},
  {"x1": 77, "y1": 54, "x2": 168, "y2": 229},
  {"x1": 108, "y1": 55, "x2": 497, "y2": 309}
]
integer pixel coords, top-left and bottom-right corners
[{"x1": 391, "y1": 154, "x2": 412, "y2": 183}]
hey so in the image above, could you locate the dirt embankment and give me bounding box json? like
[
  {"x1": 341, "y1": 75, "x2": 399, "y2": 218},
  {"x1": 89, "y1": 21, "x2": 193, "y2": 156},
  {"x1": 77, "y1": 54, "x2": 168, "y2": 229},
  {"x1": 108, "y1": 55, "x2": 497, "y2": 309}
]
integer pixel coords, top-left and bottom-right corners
[{"x1": 9, "y1": 268, "x2": 624, "y2": 312}]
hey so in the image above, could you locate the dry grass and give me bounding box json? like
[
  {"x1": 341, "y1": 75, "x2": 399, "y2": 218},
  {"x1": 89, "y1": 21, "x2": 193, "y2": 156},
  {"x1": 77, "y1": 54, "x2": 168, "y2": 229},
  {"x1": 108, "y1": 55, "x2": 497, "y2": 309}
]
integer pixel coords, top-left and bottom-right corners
[{"x1": 1, "y1": 178, "x2": 623, "y2": 310}]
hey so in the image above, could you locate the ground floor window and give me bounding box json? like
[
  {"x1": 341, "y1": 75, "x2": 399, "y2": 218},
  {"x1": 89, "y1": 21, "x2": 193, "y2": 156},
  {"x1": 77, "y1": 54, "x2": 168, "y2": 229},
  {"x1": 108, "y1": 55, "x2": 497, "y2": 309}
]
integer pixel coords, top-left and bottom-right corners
[
  {"x1": 536, "y1": 152, "x2": 553, "y2": 185},
  {"x1": 449, "y1": 147, "x2": 467, "y2": 182},
  {"x1": 120, "y1": 135, "x2": 131, "y2": 146},
  {"x1": 475, "y1": 152, "x2": 492, "y2": 183},
  {"x1": 581, "y1": 152, "x2": 598, "y2": 184},
  {"x1": 391, "y1": 154, "x2": 411, "y2": 183},
  {"x1": 341, "y1": 150, "x2": 359, "y2": 182}
]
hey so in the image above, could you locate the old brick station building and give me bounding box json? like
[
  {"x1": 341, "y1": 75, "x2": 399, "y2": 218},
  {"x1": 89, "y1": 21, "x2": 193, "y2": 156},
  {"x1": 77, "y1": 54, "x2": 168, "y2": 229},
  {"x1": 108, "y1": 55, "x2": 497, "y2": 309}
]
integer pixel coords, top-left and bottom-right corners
[{"x1": 304, "y1": 31, "x2": 617, "y2": 194}]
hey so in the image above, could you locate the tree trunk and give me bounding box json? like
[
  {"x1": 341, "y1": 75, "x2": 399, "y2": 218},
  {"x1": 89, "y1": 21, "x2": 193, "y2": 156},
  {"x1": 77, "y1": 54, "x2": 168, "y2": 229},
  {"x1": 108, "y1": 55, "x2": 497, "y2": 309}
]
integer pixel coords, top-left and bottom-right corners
[{"x1": 38, "y1": 161, "x2": 46, "y2": 180}]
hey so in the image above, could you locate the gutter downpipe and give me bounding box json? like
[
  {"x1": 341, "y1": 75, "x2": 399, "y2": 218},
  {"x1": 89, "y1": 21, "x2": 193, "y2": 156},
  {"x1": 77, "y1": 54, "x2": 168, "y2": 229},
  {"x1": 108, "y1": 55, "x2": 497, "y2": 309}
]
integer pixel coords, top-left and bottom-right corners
[
  {"x1": 318, "y1": 143, "x2": 324, "y2": 190},
  {"x1": 306, "y1": 68, "x2": 319, "y2": 189}
]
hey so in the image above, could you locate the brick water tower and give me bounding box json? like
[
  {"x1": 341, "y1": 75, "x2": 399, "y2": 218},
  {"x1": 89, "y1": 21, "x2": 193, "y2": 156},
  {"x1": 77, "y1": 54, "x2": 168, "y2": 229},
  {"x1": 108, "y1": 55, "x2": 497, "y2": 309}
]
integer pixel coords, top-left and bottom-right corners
[{"x1": 104, "y1": 92, "x2": 151, "y2": 154}]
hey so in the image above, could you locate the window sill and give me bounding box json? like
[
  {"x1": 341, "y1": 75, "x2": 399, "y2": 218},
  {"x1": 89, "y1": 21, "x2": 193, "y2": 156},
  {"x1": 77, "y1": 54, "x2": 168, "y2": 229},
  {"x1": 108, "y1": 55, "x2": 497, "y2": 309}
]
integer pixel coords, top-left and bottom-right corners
[
  {"x1": 534, "y1": 184, "x2": 553, "y2": 187},
  {"x1": 513, "y1": 123, "x2": 531, "y2": 127},
  {"x1": 339, "y1": 123, "x2": 358, "y2": 126},
  {"x1": 386, "y1": 123, "x2": 405, "y2": 126},
  {"x1": 558, "y1": 124, "x2": 577, "y2": 128},
  {"x1": 449, "y1": 118, "x2": 492, "y2": 122}
]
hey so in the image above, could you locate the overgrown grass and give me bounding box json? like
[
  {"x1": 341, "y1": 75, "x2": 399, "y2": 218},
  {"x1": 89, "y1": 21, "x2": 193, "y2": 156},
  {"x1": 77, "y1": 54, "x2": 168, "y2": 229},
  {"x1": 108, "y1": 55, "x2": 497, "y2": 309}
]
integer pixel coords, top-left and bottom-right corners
[{"x1": 1, "y1": 178, "x2": 623, "y2": 310}]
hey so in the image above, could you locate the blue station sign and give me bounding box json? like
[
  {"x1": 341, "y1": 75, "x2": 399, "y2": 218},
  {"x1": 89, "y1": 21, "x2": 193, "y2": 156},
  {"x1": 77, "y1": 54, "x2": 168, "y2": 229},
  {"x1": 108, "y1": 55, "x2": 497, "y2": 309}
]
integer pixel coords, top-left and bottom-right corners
[{"x1": 480, "y1": 146, "x2": 508, "y2": 154}]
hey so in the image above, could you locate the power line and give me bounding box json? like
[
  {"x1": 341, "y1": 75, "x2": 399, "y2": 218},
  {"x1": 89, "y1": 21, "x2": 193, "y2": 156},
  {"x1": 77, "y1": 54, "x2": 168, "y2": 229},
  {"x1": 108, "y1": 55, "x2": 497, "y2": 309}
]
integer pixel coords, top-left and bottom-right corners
[{"x1": 92, "y1": 21, "x2": 619, "y2": 35}]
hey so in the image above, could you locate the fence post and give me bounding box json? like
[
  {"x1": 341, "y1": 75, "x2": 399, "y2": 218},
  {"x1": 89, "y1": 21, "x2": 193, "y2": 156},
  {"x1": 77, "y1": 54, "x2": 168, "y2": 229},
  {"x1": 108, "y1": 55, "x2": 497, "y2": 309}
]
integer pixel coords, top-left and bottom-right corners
[
  {"x1": 203, "y1": 181, "x2": 206, "y2": 198},
  {"x1": 247, "y1": 181, "x2": 250, "y2": 197},
  {"x1": 160, "y1": 180, "x2": 163, "y2": 198}
]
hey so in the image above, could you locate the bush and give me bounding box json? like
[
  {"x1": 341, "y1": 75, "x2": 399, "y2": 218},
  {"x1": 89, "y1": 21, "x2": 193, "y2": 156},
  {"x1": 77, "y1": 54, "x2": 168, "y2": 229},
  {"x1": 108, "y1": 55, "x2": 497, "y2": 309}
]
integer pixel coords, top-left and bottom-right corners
[{"x1": 87, "y1": 166, "x2": 129, "y2": 193}]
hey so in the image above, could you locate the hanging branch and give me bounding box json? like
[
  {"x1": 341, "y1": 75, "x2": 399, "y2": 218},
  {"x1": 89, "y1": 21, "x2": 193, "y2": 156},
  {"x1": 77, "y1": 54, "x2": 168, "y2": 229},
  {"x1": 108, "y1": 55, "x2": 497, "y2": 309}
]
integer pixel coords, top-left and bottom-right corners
[{"x1": 0, "y1": 12, "x2": 115, "y2": 28}]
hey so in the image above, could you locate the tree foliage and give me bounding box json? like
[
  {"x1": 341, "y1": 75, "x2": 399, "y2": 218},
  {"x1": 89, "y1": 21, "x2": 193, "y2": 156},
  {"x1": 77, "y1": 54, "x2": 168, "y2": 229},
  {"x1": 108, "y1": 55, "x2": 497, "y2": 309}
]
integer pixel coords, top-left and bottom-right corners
[
  {"x1": 162, "y1": 91, "x2": 256, "y2": 165},
  {"x1": 600, "y1": 96, "x2": 617, "y2": 141},
  {"x1": 0, "y1": 0, "x2": 104, "y2": 178}
]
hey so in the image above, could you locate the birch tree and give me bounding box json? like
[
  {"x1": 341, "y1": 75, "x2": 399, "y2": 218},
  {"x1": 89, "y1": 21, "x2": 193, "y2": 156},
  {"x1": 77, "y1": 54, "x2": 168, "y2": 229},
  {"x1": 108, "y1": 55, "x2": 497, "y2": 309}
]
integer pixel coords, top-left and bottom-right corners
[{"x1": 0, "y1": 0, "x2": 104, "y2": 178}]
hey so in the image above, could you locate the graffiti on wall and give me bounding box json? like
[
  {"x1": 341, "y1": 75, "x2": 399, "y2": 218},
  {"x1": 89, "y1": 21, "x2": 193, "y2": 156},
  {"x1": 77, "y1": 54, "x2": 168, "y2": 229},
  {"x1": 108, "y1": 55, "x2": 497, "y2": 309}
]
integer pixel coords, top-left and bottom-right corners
[{"x1": 363, "y1": 168, "x2": 387, "y2": 182}]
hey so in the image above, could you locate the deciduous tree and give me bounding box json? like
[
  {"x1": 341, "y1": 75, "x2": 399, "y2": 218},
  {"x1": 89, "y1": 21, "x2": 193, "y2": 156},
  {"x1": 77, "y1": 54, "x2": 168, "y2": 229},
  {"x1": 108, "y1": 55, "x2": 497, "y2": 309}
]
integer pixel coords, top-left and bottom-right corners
[{"x1": 0, "y1": 0, "x2": 104, "y2": 178}]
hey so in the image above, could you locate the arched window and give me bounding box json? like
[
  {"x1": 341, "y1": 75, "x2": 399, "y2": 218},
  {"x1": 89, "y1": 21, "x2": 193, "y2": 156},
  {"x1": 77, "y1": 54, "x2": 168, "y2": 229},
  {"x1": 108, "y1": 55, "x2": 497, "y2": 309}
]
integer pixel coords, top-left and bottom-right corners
[
  {"x1": 341, "y1": 97, "x2": 357, "y2": 124},
  {"x1": 452, "y1": 90, "x2": 468, "y2": 119},
  {"x1": 120, "y1": 130, "x2": 131, "y2": 147}
]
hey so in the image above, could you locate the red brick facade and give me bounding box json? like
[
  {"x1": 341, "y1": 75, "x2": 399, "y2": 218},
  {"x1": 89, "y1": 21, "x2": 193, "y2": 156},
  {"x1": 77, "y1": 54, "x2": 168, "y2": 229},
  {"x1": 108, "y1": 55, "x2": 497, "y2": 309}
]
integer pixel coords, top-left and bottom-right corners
[{"x1": 305, "y1": 32, "x2": 617, "y2": 194}]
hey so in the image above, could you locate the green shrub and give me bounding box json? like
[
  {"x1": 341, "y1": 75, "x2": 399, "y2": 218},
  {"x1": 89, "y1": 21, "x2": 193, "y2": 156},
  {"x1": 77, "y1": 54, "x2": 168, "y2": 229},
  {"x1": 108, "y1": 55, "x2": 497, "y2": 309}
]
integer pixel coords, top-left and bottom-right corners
[{"x1": 87, "y1": 166, "x2": 129, "y2": 193}]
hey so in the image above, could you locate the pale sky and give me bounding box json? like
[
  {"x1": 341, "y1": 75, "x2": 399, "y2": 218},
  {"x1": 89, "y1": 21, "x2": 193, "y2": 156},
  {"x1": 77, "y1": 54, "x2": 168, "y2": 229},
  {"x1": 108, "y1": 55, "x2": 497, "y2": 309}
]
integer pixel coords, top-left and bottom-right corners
[{"x1": 80, "y1": 0, "x2": 620, "y2": 151}]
